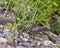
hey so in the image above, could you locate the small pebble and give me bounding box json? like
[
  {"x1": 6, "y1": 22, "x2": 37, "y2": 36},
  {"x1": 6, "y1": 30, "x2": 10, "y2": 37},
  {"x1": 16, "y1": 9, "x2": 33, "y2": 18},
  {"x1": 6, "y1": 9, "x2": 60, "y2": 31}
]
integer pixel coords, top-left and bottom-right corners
[
  {"x1": 37, "y1": 42, "x2": 41, "y2": 45},
  {"x1": 3, "y1": 27, "x2": 11, "y2": 32},
  {"x1": 20, "y1": 35, "x2": 29, "y2": 41},
  {"x1": 16, "y1": 46, "x2": 25, "y2": 48},
  {"x1": 0, "y1": 38, "x2": 8, "y2": 43},
  {"x1": 40, "y1": 34, "x2": 49, "y2": 40},
  {"x1": 0, "y1": 33, "x2": 6, "y2": 38},
  {"x1": 23, "y1": 33, "x2": 30, "y2": 39},
  {"x1": 43, "y1": 40, "x2": 53, "y2": 46},
  {"x1": 7, "y1": 45, "x2": 15, "y2": 48},
  {"x1": 22, "y1": 38, "x2": 28, "y2": 41}
]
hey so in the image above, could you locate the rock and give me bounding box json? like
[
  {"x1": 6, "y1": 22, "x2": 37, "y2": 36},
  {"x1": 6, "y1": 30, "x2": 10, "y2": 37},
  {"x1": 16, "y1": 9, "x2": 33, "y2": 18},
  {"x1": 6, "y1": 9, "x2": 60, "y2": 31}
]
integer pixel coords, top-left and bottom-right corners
[
  {"x1": 34, "y1": 41, "x2": 41, "y2": 46},
  {"x1": 30, "y1": 42, "x2": 36, "y2": 47},
  {"x1": 44, "y1": 44, "x2": 56, "y2": 48},
  {"x1": 0, "y1": 45, "x2": 6, "y2": 48},
  {"x1": 16, "y1": 46, "x2": 25, "y2": 48},
  {"x1": 0, "y1": 38, "x2": 8, "y2": 44},
  {"x1": 0, "y1": 33, "x2": 6, "y2": 38},
  {"x1": 1, "y1": 7, "x2": 6, "y2": 13},
  {"x1": 0, "y1": 29, "x2": 3, "y2": 32},
  {"x1": 16, "y1": 38, "x2": 22, "y2": 43},
  {"x1": 43, "y1": 40, "x2": 53, "y2": 46},
  {"x1": 40, "y1": 34, "x2": 49, "y2": 40},
  {"x1": 29, "y1": 39, "x2": 36, "y2": 47},
  {"x1": 0, "y1": 24, "x2": 4, "y2": 32},
  {"x1": 0, "y1": 24, "x2": 4, "y2": 28},
  {"x1": 23, "y1": 33, "x2": 30, "y2": 39},
  {"x1": 34, "y1": 35, "x2": 40, "y2": 40},
  {"x1": 44, "y1": 31, "x2": 58, "y2": 43},
  {"x1": 56, "y1": 37, "x2": 60, "y2": 44},
  {"x1": 37, "y1": 42, "x2": 41, "y2": 45},
  {"x1": 14, "y1": 31, "x2": 19, "y2": 37},
  {"x1": 6, "y1": 45, "x2": 15, "y2": 48},
  {"x1": 58, "y1": 34, "x2": 60, "y2": 37},
  {"x1": 20, "y1": 35, "x2": 29, "y2": 41},
  {"x1": 3, "y1": 27, "x2": 11, "y2": 38},
  {"x1": 22, "y1": 38, "x2": 29, "y2": 41},
  {"x1": 2, "y1": 7, "x2": 6, "y2": 11},
  {"x1": 3, "y1": 27, "x2": 11, "y2": 32}
]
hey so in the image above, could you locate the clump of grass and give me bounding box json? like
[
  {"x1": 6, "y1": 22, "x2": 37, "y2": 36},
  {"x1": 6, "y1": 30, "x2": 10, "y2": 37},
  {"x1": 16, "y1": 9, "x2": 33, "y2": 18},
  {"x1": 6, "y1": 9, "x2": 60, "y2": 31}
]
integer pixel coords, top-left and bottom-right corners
[{"x1": 1, "y1": 0, "x2": 60, "y2": 33}]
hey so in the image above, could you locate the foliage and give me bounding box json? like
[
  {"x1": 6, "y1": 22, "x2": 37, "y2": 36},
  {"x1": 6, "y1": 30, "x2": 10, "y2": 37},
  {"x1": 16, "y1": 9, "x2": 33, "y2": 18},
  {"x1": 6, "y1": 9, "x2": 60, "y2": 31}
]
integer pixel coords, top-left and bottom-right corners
[{"x1": 1, "y1": 0, "x2": 60, "y2": 33}]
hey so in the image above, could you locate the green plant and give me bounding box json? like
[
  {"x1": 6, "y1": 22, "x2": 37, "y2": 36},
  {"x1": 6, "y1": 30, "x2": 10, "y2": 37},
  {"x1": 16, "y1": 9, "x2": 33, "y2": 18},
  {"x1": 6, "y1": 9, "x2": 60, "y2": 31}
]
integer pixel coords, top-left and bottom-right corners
[{"x1": 1, "y1": 0, "x2": 60, "y2": 34}]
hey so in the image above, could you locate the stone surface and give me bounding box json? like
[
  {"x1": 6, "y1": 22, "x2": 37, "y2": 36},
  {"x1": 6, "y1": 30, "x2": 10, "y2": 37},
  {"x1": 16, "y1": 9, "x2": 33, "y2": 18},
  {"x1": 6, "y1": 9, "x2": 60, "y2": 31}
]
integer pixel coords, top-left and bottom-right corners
[
  {"x1": 0, "y1": 38, "x2": 8, "y2": 44},
  {"x1": 0, "y1": 33, "x2": 6, "y2": 38},
  {"x1": 16, "y1": 46, "x2": 25, "y2": 48},
  {"x1": 6, "y1": 45, "x2": 15, "y2": 48},
  {"x1": 43, "y1": 40, "x2": 53, "y2": 46},
  {"x1": 40, "y1": 34, "x2": 49, "y2": 40},
  {"x1": 23, "y1": 33, "x2": 30, "y2": 39}
]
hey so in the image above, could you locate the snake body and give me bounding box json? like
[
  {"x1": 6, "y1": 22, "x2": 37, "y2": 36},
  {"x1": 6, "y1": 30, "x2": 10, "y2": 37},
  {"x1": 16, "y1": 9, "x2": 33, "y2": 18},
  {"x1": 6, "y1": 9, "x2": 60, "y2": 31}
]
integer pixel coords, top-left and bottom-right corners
[{"x1": 0, "y1": 18, "x2": 14, "y2": 25}]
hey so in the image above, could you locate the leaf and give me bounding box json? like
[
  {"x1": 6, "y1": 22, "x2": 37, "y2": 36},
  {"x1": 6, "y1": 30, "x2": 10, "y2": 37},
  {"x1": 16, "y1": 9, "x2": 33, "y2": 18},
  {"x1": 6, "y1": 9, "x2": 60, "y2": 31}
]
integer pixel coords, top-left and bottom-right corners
[
  {"x1": 16, "y1": 18, "x2": 20, "y2": 22},
  {"x1": 12, "y1": 22, "x2": 17, "y2": 27},
  {"x1": 53, "y1": 2, "x2": 58, "y2": 7},
  {"x1": 7, "y1": 0, "x2": 14, "y2": 10},
  {"x1": 5, "y1": 23, "x2": 12, "y2": 27}
]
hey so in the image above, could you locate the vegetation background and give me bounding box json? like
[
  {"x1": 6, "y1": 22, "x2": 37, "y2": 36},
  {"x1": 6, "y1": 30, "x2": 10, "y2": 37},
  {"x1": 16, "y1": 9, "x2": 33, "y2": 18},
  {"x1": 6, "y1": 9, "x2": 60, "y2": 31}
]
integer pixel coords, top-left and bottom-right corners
[{"x1": 1, "y1": 0, "x2": 60, "y2": 34}]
